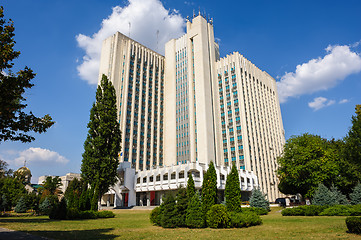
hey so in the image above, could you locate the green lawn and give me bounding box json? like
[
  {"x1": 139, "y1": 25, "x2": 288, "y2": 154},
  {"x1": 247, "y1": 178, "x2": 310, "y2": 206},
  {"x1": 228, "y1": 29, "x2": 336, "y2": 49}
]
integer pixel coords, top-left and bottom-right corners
[{"x1": 0, "y1": 208, "x2": 360, "y2": 239}]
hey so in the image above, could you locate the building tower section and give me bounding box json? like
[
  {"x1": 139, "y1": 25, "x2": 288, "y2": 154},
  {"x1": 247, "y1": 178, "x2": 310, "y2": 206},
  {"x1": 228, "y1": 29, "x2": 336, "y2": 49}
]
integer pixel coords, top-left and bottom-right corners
[
  {"x1": 98, "y1": 32, "x2": 165, "y2": 171},
  {"x1": 215, "y1": 53, "x2": 285, "y2": 201},
  {"x1": 164, "y1": 15, "x2": 220, "y2": 167}
]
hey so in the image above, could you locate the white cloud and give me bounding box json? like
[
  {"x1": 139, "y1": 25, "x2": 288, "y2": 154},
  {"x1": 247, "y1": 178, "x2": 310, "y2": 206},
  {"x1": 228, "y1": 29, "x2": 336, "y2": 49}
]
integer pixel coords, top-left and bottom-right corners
[
  {"x1": 76, "y1": 0, "x2": 185, "y2": 85},
  {"x1": 308, "y1": 97, "x2": 335, "y2": 111},
  {"x1": 277, "y1": 44, "x2": 361, "y2": 103},
  {"x1": 339, "y1": 99, "x2": 350, "y2": 104},
  {"x1": 13, "y1": 147, "x2": 69, "y2": 166}
]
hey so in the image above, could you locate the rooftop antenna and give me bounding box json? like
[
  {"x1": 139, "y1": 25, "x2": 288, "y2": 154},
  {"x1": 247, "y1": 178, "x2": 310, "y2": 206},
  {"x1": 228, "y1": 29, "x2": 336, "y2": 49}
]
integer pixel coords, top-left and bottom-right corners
[
  {"x1": 128, "y1": 22, "x2": 131, "y2": 38},
  {"x1": 193, "y1": 9, "x2": 195, "y2": 18},
  {"x1": 24, "y1": 159, "x2": 26, "y2": 167},
  {"x1": 198, "y1": 7, "x2": 201, "y2": 16}
]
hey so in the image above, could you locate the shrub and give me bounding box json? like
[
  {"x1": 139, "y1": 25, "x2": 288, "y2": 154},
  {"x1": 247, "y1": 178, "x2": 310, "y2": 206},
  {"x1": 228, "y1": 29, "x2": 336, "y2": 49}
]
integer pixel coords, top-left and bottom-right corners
[
  {"x1": 14, "y1": 196, "x2": 27, "y2": 213},
  {"x1": 150, "y1": 206, "x2": 162, "y2": 226},
  {"x1": 79, "y1": 210, "x2": 97, "y2": 219},
  {"x1": 39, "y1": 195, "x2": 58, "y2": 215},
  {"x1": 67, "y1": 208, "x2": 81, "y2": 219},
  {"x1": 350, "y1": 183, "x2": 361, "y2": 205},
  {"x1": 96, "y1": 210, "x2": 115, "y2": 218},
  {"x1": 320, "y1": 205, "x2": 352, "y2": 216},
  {"x1": 350, "y1": 205, "x2": 361, "y2": 216},
  {"x1": 175, "y1": 188, "x2": 188, "y2": 227},
  {"x1": 186, "y1": 192, "x2": 205, "y2": 228},
  {"x1": 242, "y1": 207, "x2": 268, "y2": 215},
  {"x1": 49, "y1": 197, "x2": 67, "y2": 220},
  {"x1": 249, "y1": 188, "x2": 270, "y2": 211},
  {"x1": 206, "y1": 204, "x2": 230, "y2": 228},
  {"x1": 229, "y1": 211, "x2": 262, "y2": 228},
  {"x1": 346, "y1": 217, "x2": 361, "y2": 234},
  {"x1": 281, "y1": 205, "x2": 327, "y2": 216}
]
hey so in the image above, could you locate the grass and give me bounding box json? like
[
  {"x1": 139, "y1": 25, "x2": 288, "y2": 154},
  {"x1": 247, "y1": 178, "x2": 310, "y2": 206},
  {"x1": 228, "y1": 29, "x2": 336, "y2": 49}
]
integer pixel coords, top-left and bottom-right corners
[{"x1": 0, "y1": 207, "x2": 360, "y2": 239}]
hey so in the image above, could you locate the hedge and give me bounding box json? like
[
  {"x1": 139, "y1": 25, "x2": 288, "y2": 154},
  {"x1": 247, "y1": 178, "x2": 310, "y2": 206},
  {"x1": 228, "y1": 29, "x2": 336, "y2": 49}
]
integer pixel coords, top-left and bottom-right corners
[
  {"x1": 346, "y1": 217, "x2": 361, "y2": 234},
  {"x1": 281, "y1": 205, "x2": 361, "y2": 216}
]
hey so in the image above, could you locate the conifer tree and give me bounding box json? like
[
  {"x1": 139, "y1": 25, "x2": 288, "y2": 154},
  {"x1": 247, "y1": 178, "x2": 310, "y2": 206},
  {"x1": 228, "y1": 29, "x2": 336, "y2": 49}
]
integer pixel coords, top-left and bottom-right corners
[
  {"x1": 350, "y1": 183, "x2": 361, "y2": 205},
  {"x1": 249, "y1": 188, "x2": 270, "y2": 211},
  {"x1": 312, "y1": 183, "x2": 334, "y2": 206},
  {"x1": 344, "y1": 105, "x2": 361, "y2": 171},
  {"x1": 330, "y1": 184, "x2": 349, "y2": 205},
  {"x1": 225, "y1": 163, "x2": 242, "y2": 212},
  {"x1": 91, "y1": 184, "x2": 99, "y2": 211},
  {"x1": 175, "y1": 187, "x2": 188, "y2": 227},
  {"x1": 202, "y1": 161, "x2": 217, "y2": 216},
  {"x1": 160, "y1": 194, "x2": 178, "y2": 228},
  {"x1": 14, "y1": 196, "x2": 27, "y2": 213},
  {"x1": 39, "y1": 197, "x2": 52, "y2": 215},
  {"x1": 187, "y1": 173, "x2": 195, "y2": 200},
  {"x1": 186, "y1": 192, "x2": 205, "y2": 228},
  {"x1": 81, "y1": 74, "x2": 121, "y2": 208}
]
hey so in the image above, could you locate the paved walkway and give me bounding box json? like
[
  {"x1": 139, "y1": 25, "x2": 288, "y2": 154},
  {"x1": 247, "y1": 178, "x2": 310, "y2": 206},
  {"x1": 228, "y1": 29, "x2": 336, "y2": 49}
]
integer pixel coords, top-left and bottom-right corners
[{"x1": 0, "y1": 227, "x2": 50, "y2": 240}]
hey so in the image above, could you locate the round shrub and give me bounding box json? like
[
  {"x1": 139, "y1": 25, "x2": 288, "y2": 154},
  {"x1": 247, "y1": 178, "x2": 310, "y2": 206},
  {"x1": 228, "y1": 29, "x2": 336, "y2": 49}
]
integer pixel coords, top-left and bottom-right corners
[
  {"x1": 67, "y1": 208, "x2": 81, "y2": 219},
  {"x1": 229, "y1": 211, "x2": 262, "y2": 228},
  {"x1": 346, "y1": 216, "x2": 361, "y2": 234},
  {"x1": 350, "y1": 205, "x2": 361, "y2": 216},
  {"x1": 150, "y1": 206, "x2": 162, "y2": 226},
  {"x1": 206, "y1": 204, "x2": 230, "y2": 228},
  {"x1": 96, "y1": 210, "x2": 115, "y2": 218}
]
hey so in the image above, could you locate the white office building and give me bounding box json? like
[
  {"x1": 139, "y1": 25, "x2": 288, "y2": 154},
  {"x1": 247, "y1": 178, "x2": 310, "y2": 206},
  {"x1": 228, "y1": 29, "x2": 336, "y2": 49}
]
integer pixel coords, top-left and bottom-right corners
[{"x1": 98, "y1": 14, "x2": 284, "y2": 207}]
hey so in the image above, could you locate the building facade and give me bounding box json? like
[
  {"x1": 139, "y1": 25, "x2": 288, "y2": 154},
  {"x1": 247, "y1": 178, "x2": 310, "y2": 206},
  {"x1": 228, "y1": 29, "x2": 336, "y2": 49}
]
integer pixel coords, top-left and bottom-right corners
[{"x1": 98, "y1": 14, "x2": 285, "y2": 205}]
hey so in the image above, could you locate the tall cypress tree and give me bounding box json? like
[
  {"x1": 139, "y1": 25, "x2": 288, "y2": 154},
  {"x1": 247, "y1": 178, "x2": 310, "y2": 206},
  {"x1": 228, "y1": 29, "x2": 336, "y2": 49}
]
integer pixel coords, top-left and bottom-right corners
[
  {"x1": 81, "y1": 74, "x2": 121, "y2": 208},
  {"x1": 225, "y1": 163, "x2": 242, "y2": 212},
  {"x1": 202, "y1": 161, "x2": 217, "y2": 216}
]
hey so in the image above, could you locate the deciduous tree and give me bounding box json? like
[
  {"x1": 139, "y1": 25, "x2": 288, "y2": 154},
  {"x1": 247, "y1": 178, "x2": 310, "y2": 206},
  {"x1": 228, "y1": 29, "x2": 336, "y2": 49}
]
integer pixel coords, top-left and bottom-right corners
[
  {"x1": 0, "y1": 6, "x2": 54, "y2": 143},
  {"x1": 81, "y1": 74, "x2": 121, "y2": 208}
]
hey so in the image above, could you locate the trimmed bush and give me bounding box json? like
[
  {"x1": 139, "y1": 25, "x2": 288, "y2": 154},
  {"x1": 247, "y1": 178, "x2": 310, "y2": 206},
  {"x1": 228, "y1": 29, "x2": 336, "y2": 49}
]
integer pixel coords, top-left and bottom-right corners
[
  {"x1": 350, "y1": 205, "x2": 361, "y2": 216},
  {"x1": 320, "y1": 205, "x2": 352, "y2": 216},
  {"x1": 96, "y1": 210, "x2": 115, "y2": 218},
  {"x1": 49, "y1": 197, "x2": 67, "y2": 220},
  {"x1": 150, "y1": 206, "x2": 162, "y2": 226},
  {"x1": 281, "y1": 205, "x2": 328, "y2": 216},
  {"x1": 67, "y1": 208, "x2": 81, "y2": 219},
  {"x1": 229, "y1": 211, "x2": 262, "y2": 228},
  {"x1": 14, "y1": 196, "x2": 27, "y2": 213},
  {"x1": 242, "y1": 207, "x2": 268, "y2": 215},
  {"x1": 79, "y1": 210, "x2": 97, "y2": 219},
  {"x1": 206, "y1": 204, "x2": 230, "y2": 228},
  {"x1": 346, "y1": 217, "x2": 361, "y2": 234}
]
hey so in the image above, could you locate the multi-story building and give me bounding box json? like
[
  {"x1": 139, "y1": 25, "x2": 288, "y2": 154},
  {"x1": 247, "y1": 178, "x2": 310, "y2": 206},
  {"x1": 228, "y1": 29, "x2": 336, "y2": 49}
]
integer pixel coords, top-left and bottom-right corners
[{"x1": 98, "y1": 14, "x2": 284, "y2": 207}]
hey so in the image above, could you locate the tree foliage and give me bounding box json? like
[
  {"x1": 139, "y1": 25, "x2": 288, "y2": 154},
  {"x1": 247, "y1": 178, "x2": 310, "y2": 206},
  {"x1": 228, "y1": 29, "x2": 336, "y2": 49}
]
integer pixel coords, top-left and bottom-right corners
[
  {"x1": 0, "y1": 159, "x2": 13, "y2": 178},
  {"x1": 0, "y1": 6, "x2": 54, "y2": 143},
  {"x1": 186, "y1": 192, "x2": 204, "y2": 228},
  {"x1": 225, "y1": 163, "x2": 242, "y2": 212},
  {"x1": 0, "y1": 176, "x2": 26, "y2": 208},
  {"x1": 186, "y1": 173, "x2": 195, "y2": 200},
  {"x1": 14, "y1": 196, "x2": 27, "y2": 213},
  {"x1": 312, "y1": 183, "x2": 334, "y2": 206},
  {"x1": 81, "y1": 74, "x2": 121, "y2": 204},
  {"x1": 41, "y1": 176, "x2": 62, "y2": 196},
  {"x1": 160, "y1": 194, "x2": 178, "y2": 228},
  {"x1": 277, "y1": 133, "x2": 343, "y2": 198},
  {"x1": 175, "y1": 187, "x2": 188, "y2": 227},
  {"x1": 249, "y1": 188, "x2": 269, "y2": 211},
  {"x1": 350, "y1": 183, "x2": 361, "y2": 205},
  {"x1": 202, "y1": 161, "x2": 217, "y2": 216}
]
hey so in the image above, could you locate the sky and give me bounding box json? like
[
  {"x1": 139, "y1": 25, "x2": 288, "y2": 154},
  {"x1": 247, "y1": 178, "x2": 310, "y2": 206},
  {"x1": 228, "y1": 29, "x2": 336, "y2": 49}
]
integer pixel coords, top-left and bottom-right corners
[{"x1": 1, "y1": 0, "x2": 361, "y2": 183}]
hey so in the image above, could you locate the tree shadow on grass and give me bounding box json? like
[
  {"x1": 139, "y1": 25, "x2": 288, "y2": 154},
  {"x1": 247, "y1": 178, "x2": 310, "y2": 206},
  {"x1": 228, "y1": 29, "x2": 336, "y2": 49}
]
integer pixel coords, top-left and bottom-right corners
[
  {"x1": 0, "y1": 218, "x2": 57, "y2": 224},
  {"x1": 26, "y1": 228, "x2": 117, "y2": 240}
]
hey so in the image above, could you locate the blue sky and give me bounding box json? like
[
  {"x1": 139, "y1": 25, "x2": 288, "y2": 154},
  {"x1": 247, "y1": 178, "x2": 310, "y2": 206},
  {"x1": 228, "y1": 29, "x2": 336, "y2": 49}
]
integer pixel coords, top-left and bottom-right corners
[{"x1": 1, "y1": 0, "x2": 360, "y2": 183}]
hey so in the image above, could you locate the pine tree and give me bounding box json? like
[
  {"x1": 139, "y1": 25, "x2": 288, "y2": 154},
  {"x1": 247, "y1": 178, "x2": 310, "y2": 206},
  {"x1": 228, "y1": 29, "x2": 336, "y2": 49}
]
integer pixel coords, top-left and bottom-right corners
[
  {"x1": 1, "y1": 194, "x2": 8, "y2": 212},
  {"x1": 330, "y1": 184, "x2": 349, "y2": 205},
  {"x1": 202, "y1": 161, "x2": 217, "y2": 216},
  {"x1": 160, "y1": 194, "x2": 178, "y2": 228},
  {"x1": 225, "y1": 163, "x2": 242, "y2": 212},
  {"x1": 14, "y1": 196, "x2": 27, "y2": 213},
  {"x1": 39, "y1": 197, "x2": 52, "y2": 215},
  {"x1": 187, "y1": 173, "x2": 195, "y2": 200},
  {"x1": 175, "y1": 187, "x2": 188, "y2": 227},
  {"x1": 249, "y1": 188, "x2": 270, "y2": 211},
  {"x1": 312, "y1": 183, "x2": 334, "y2": 206},
  {"x1": 350, "y1": 183, "x2": 361, "y2": 205},
  {"x1": 186, "y1": 192, "x2": 205, "y2": 228},
  {"x1": 81, "y1": 74, "x2": 121, "y2": 207}
]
